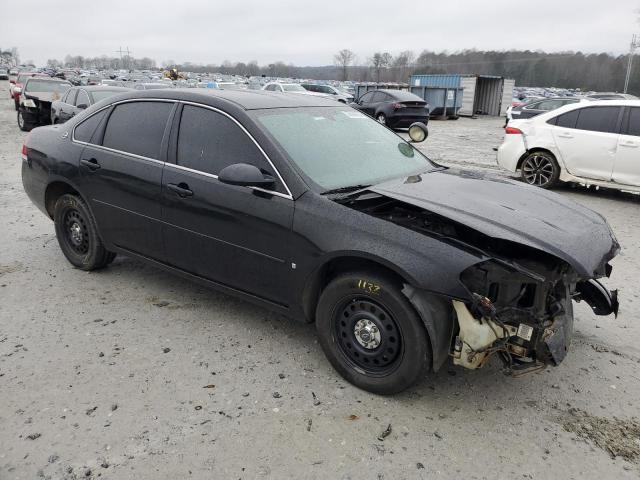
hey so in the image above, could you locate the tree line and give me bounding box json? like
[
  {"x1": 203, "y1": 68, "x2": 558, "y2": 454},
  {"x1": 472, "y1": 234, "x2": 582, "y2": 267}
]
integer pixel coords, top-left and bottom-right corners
[{"x1": 5, "y1": 45, "x2": 639, "y2": 94}]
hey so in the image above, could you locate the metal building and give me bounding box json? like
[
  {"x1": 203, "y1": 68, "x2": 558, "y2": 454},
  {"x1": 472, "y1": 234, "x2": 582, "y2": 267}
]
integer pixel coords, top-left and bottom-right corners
[{"x1": 410, "y1": 74, "x2": 515, "y2": 117}]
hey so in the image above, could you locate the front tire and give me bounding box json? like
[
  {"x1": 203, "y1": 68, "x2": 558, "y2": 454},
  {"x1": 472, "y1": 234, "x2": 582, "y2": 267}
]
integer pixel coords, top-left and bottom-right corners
[
  {"x1": 17, "y1": 110, "x2": 32, "y2": 132},
  {"x1": 53, "y1": 194, "x2": 115, "y2": 270},
  {"x1": 520, "y1": 151, "x2": 560, "y2": 188},
  {"x1": 316, "y1": 271, "x2": 431, "y2": 394}
]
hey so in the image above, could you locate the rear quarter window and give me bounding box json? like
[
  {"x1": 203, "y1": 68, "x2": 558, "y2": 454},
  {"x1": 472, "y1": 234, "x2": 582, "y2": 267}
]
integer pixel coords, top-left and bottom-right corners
[{"x1": 74, "y1": 109, "x2": 109, "y2": 144}]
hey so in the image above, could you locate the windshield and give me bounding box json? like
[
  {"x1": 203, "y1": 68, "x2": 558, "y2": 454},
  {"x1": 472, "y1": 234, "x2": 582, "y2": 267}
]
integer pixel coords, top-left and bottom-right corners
[
  {"x1": 282, "y1": 84, "x2": 306, "y2": 92},
  {"x1": 25, "y1": 80, "x2": 71, "y2": 93},
  {"x1": 90, "y1": 90, "x2": 122, "y2": 102},
  {"x1": 253, "y1": 107, "x2": 437, "y2": 191}
]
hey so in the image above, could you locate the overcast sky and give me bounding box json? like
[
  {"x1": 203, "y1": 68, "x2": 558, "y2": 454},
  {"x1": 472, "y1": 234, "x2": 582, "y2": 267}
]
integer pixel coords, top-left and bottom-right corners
[{"x1": 2, "y1": 0, "x2": 639, "y2": 66}]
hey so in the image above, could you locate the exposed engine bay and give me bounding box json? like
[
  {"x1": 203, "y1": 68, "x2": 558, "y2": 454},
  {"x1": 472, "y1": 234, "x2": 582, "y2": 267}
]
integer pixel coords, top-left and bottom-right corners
[{"x1": 341, "y1": 191, "x2": 619, "y2": 374}]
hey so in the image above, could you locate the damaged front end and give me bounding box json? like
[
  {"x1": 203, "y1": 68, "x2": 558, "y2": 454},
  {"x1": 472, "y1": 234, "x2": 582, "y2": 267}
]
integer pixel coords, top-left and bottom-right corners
[
  {"x1": 457, "y1": 258, "x2": 617, "y2": 374},
  {"x1": 341, "y1": 188, "x2": 619, "y2": 374}
]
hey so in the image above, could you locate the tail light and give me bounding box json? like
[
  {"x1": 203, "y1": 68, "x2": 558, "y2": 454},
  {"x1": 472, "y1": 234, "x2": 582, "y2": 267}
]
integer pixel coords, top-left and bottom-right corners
[
  {"x1": 505, "y1": 126, "x2": 523, "y2": 135},
  {"x1": 392, "y1": 102, "x2": 406, "y2": 110},
  {"x1": 22, "y1": 134, "x2": 30, "y2": 160}
]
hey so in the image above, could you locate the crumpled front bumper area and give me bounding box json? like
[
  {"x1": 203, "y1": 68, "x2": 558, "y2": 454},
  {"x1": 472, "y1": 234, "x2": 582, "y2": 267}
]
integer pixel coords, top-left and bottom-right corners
[{"x1": 454, "y1": 258, "x2": 618, "y2": 374}]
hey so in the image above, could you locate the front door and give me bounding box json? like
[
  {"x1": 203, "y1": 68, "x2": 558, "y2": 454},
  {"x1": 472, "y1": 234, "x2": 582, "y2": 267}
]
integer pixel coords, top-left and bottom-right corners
[
  {"x1": 553, "y1": 105, "x2": 623, "y2": 181},
  {"x1": 613, "y1": 106, "x2": 640, "y2": 187},
  {"x1": 77, "y1": 100, "x2": 176, "y2": 260},
  {"x1": 161, "y1": 104, "x2": 294, "y2": 306}
]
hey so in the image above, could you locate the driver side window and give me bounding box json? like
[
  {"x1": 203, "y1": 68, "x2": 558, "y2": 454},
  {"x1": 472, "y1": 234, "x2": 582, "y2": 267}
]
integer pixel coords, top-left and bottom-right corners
[{"x1": 176, "y1": 105, "x2": 284, "y2": 193}]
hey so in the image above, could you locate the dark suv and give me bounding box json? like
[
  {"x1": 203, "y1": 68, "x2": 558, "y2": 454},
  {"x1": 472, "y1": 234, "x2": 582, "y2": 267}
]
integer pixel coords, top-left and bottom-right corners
[{"x1": 353, "y1": 89, "x2": 429, "y2": 128}]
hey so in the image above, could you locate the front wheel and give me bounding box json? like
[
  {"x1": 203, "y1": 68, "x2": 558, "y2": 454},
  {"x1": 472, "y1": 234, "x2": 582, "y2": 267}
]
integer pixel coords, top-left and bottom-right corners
[
  {"x1": 316, "y1": 271, "x2": 431, "y2": 394},
  {"x1": 53, "y1": 194, "x2": 115, "y2": 270},
  {"x1": 520, "y1": 151, "x2": 560, "y2": 188},
  {"x1": 17, "y1": 110, "x2": 32, "y2": 132}
]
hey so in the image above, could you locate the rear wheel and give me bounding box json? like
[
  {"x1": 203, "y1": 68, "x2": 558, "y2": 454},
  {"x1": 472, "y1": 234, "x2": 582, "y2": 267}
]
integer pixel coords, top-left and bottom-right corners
[
  {"x1": 520, "y1": 151, "x2": 560, "y2": 188},
  {"x1": 316, "y1": 271, "x2": 431, "y2": 394},
  {"x1": 17, "y1": 110, "x2": 32, "y2": 132},
  {"x1": 53, "y1": 194, "x2": 115, "y2": 270},
  {"x1": 376, "y1": 113, "x2": 387, "y2": 125}
]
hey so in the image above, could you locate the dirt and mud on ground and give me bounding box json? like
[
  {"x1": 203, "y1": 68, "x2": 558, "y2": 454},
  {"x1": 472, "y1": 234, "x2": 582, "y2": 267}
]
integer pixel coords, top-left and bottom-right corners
[{"x1": 1, "y1": 81, "x2": 639, "y2": 479}]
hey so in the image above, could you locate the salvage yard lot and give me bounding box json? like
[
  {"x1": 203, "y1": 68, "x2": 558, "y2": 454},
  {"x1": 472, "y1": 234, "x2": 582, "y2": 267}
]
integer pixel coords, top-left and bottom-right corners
[{"x1": 1, "y1": 80, "x2": 639, "y2": 479}]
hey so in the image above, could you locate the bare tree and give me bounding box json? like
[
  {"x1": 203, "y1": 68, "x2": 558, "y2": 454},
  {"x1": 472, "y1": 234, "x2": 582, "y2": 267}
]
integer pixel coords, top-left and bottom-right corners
[
  {"x1": 392, "y1": 50, "x2": 415, "y2": 82},
  {"x1": 369, "y1": 52, "x2": 393, "y2": 82},
  {"x1": 334, "y1": 49, "x2": 355, "y2": 81}
]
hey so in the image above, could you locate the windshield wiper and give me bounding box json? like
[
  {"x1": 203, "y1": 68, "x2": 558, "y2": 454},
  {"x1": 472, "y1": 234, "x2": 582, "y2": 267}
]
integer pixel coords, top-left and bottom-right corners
[{"x1": 320, "y1": 184, "x2": 371, "y2": 197}]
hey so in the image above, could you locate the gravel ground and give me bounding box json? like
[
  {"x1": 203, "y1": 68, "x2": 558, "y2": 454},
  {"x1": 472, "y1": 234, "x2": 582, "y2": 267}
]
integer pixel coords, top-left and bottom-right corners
[{"x1": 1, "y1": 81, "x2": 639, "y2": 479}]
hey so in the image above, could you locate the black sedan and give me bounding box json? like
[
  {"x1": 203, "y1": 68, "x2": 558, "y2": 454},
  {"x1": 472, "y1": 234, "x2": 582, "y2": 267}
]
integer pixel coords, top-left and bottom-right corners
[
  {"x1": 352, "y1": 89, "x2": 429, "y2": 128},
  {"x1": 21, "y1": 90, "x2": 619, "y2": 394},
  {"x1": 51, "y1": 86, "x2": 131, "y2": 124}
]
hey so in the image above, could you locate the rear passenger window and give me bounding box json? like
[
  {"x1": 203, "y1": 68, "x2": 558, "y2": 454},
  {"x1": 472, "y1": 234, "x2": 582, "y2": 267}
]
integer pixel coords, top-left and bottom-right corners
[
  {"x1": 74, "y1": 109, "x2": 108, "y2": 144},
  {"x1": 574, "y1": 107, "x2": 621, "y2": 134},
  {"x1": 66, "y1": 89, "x2": 77, "y2": 106},
  {"x1": 102, "y1": 102, "x2": 173, "y2": 159},
  {"x1": 177, "y1": 105, "x2": 273, "y2": 180},
  {"x1": 624, "y1": 108, "x2": 640, "y2": 136}
]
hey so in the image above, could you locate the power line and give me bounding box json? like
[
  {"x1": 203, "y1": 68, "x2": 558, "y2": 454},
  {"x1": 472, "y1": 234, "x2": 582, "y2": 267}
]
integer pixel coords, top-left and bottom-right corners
[{"x1": 624, "y1": 34, "x2": 639, "y2": 93}]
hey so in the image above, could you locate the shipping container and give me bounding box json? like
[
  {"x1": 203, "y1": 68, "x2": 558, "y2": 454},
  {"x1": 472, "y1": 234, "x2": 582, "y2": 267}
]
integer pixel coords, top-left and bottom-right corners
[{"x1": 410, "y1": 74, "x2": 515, "y2": 117}]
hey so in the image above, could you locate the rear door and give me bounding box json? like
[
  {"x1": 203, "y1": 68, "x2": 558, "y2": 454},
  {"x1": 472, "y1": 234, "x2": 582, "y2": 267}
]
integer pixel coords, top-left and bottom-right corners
[
  {"x1": 552, "y1": 105, "x2": 623, "y2": 181},
  {"x1": 77, "y1": 100, "x2": 176, "y2": 260},
  {"x1": 60, "y1": 89, "x2": 77, "y2": 122},
  {"x1": 161, "y1": 103, "x2": 294, "y2": 305},
  {"x1": 613, "y1": 106, "x2": 640, "y2": 186}
]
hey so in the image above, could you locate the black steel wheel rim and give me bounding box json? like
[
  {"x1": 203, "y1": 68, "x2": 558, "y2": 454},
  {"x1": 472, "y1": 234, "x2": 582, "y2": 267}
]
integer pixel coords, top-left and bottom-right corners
[
  {"x1": 333, "y1": 297, "x2": 402, "y2": 374},
  {"x1": 63, "y1": 208, "x2": 89, "y2": 254},
  {"x1": 522, "y1": 154, "x2": 554, "y2": 186}
]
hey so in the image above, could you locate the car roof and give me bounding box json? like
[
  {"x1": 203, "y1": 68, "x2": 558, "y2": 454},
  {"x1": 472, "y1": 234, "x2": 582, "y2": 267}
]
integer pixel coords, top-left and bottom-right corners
[
  {"x1": 25, "y1": 77, "x2": 70, "y2": 83},
  {"x1": 109, "y1": 88, "x2": 338, "y2": 110},
  {"x1": 522, "y1": 99, "x2": 640, "y2": 124},
  {"x1": 375, "y1": 89, "x2": 424, "y2": 101},
  {"x1": 76, "y1": 86, "x2": 131, "y2": 91}
]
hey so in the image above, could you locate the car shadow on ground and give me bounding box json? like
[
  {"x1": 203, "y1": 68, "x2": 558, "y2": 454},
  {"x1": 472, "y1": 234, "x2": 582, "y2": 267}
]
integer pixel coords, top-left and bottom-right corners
[{"x1": 92, "y1": 254, "x2": 620, "y2": 408}]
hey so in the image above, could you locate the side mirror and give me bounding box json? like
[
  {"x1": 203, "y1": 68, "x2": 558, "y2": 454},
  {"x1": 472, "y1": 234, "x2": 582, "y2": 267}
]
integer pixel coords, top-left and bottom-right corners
[
  {"x1": 218, "y1": 163, "x2": 275, "y2": 188},
  {"x1": 407, "y1": 122, "x2": 428, "y2": 143},
  {"x1": 77, "y1": 103, "x2": 88, "y2": 110}
]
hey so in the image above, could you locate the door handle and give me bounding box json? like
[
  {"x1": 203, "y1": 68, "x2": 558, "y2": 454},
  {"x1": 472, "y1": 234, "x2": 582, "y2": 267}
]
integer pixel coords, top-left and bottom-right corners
[
  {"x1": 80, "y1": 158, "x2": 101, "y2": 170},
  {"x1": 558, "y1": 133, "x2": 573, "y2": 139},
  {"x1": 620, "y1": 142, "x2": 638, "y2": 148},
  {"x1": 167, "y1": 182, "x2": 193, "y2": 197}
]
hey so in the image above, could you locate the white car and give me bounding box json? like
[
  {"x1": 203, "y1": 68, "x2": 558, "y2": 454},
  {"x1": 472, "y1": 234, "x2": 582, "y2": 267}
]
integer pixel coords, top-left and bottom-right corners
[
  {"x1": 262, "y1": 82, "x2": 334, "y2": 100},
  {"x1": 497, "y1": 100, "x2": 640, "y2": 192}
]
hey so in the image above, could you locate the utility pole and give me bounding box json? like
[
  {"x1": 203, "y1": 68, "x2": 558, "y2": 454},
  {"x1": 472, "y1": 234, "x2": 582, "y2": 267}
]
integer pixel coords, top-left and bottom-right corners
[
  {"x1": 624, "y1": 34, "x2": 639, "y2": 94},
  {"x1": 115, "y1": 46, "x2": 132, "y2": 70}
]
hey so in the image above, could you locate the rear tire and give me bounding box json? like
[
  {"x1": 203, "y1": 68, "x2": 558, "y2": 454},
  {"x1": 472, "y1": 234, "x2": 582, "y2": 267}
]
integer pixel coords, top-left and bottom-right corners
[
  {"x1": 53, "y1": 194, "x2": 114, "y2": 270},
  {"x1": 520, "y1": 151, "x2": 560, "y2": 189},
  {"x1": 315, "y1": 271, "x2": 431, "y2": 394},
  {"x1": 376, "y1": 113, "x2": 387, "y2": 125}
]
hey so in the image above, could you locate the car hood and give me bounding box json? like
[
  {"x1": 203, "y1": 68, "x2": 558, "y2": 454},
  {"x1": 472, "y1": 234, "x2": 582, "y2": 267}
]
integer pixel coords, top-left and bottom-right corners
[
  {"x1": 369, "y1": 169, "x2": 619, "y2": 278},
  {"x1": 24, "y1": 91, "x2": 63, "y2": 103}
]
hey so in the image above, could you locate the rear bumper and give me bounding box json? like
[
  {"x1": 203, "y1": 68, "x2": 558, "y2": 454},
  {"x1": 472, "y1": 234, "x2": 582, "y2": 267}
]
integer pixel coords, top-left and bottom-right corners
[
  {"x1": 496, "y1": 135, "x2": 526, "y2": 171},
  {"x1": 387, "y1": 114, "x2": 430, "y2": 128}
]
